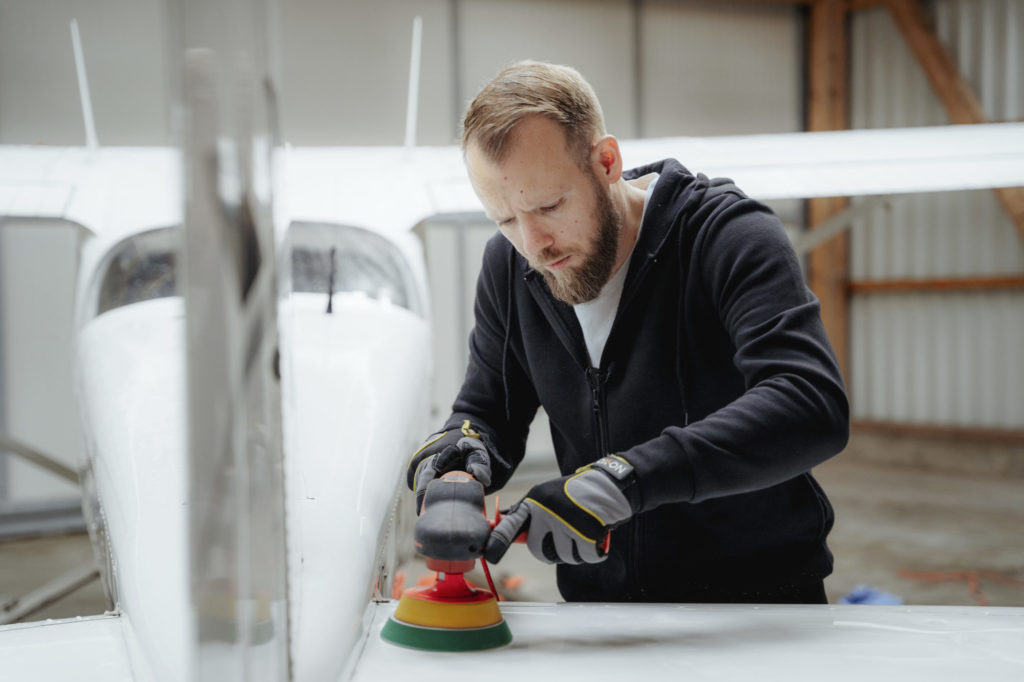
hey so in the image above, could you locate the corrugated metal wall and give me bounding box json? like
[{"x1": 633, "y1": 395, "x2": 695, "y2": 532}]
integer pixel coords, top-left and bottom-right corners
[{"x1": 849, "y1": 0, "x2": 1024, "y2": 429}]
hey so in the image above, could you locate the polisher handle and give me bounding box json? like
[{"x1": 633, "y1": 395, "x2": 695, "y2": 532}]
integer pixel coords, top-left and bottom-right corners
[{"x1": 414, "y1": 471, "x2": 491, "y2": 569}]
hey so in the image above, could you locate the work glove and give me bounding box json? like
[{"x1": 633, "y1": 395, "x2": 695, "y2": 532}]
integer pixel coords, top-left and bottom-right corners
[
  {"x1": 407, "y1": 420, "x2": 492, "y2": 513},
  {"x1": 484, "y1": 455, "x2": 636, "y2": 565}
]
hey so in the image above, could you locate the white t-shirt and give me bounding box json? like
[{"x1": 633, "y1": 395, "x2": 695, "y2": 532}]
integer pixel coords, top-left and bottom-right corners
[{"x1": 573, "y1": 174, "x2": 659, "y2": 368}]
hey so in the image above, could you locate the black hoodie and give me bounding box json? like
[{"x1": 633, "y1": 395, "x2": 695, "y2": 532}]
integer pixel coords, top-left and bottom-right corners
[{"x1": 444, "y1": 158, "x2": 849, "y2": 601}]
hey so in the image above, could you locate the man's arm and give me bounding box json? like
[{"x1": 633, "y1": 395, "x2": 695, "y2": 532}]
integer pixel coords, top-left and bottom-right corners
[
  {"x1": 440, "y1": 237, "x2": 541, "y2": 493},
  {"x1": 623, "y1": 196, "x2": 849, "y2": 512}
]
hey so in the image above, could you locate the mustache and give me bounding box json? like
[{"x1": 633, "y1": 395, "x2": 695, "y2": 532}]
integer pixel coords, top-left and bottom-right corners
[{"x1": 532, "y1": 248, "x2": 567, "y2": 269}]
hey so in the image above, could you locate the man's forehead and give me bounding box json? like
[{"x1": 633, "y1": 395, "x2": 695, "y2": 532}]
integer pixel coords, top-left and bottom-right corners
[
  {"x1": 468, "y1": 150, "x2": 572, "y2": 210},
  {"x1": 468, "y1": 128, "x2": 580, "y2": 186},
  {"x1": 468, "y1": 116, "x2": 576, "y2": 164}
]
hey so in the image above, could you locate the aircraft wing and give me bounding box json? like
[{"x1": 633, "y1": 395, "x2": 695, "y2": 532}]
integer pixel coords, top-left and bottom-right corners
[
  {"x1": 285, "y1": 122, "x2": 1024, "y2": 233},
  {"x1": 621, "y1": 122, "x2": 1024, "y2": 200},
  {"x1": 6, "y1": 601, "x2": 1022, "y2": 681},
  {"x1": 0, "y1": 146, "x2": 89, "y2": 221},
  {"x1": 0, "y1": 146, "x2": 179, "y2": 247},
  {"x1": 348, "y1": 601, "x2": 1024, "y2": 681},
  {"x1": 0, "y1": 615, "x2": 133, "y2": 681},
  {"x1": 4, "y1": 122, "x2": 1023, "y2": 235}
]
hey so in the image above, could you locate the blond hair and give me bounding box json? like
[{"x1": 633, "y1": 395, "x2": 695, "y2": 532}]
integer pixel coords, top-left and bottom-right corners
[{"x1": 461, "y1": 60, "x2": 606, "y2": 168}]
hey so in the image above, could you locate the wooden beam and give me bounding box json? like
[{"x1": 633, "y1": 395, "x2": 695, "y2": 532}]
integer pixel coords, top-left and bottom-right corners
[
  {"x1": 850, "y1": 275, "x2": 1024, "y2": 294},
  {"x1": 846, "y1": 0, "x2": 883, "y2": 10},
  {"x1": 807, "y1": 0, "x2": 850, "y2": 382},
  {"x1": 884, "y1": 0, "x2": 984, "y2": 123},
  {"x1": 884, "y1": 0, "x2": 1024, "y2": 241},
  {"x1": 994, "y1": 187, "x2": 1024, "y2": 240},
  {"x1": 733, "y1": 0, "x2": 884, "y2": 7}
]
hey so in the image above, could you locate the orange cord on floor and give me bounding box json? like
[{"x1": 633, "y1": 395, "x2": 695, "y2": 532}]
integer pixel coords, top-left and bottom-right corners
[
  {"x1": 899, "y1": 569, "x2": 1024, "y2": 606},
  {"x1": 391, "y1": 571, "x2": 406, "y2": 600}
]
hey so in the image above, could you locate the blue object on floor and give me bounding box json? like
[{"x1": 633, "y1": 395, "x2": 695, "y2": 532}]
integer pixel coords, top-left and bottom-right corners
[{"x1": 838, "y1": 584, "x2": 904, "y2": 605}]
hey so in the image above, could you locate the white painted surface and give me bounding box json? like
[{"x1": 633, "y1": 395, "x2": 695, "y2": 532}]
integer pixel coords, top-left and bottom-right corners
[
  {"x1": 621, "y1": 123, "x2": 1024, "y2": 200},
  {"x1": 0, "y1": 615, "x2": 134, "y2": 681},
  {"x1": 281, "y1": 293, "x2": 431, "y2": 682},
  {"x1": 8, "y1": 602, "x2": 1023, "y2": 682},
  {"x1": 71, "y1": 276, "x2": 432, "y2": 681},
  {"x1": 351, "y1": 601, "x2": 1024, "y2": 682},
  {"x1": 75, "y1": 297, "x2": 190, "y2": 681},
  {"x1": 3, "y1": 123, "x2": 1022, "y2": 242}
]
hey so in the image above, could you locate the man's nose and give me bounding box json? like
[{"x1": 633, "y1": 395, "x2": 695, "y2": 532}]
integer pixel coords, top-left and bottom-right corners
[{"x1": 519, "y1": 215, "x2": 554, "y2": 258}]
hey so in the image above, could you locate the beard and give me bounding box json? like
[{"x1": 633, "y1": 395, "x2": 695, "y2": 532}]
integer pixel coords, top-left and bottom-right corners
[{"x1": 536, "y1": 179, "x2": 622, "y2": 305}]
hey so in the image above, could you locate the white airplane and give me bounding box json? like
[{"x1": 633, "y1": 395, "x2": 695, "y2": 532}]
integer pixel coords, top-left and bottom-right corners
[
  {"x1": 3, "y1": 120, "x2": 1023, "y2": 681},
  {"x1": 1, "y1": 20, "x2": 1023, "y2": 682}
]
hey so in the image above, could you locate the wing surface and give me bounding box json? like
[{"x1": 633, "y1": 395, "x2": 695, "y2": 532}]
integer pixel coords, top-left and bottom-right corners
[
  {"x1": 4, "y1": 122, "x2": 1023, "y2": 233},
  {"x1": 0, "y1": 614, "x2": 134, "y2": 681},
  {"x1": 347, "y1": 601, "x2": 1024, "y2": 681}
]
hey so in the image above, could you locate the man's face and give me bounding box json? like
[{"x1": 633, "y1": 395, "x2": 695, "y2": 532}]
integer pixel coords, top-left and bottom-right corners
[{"x1": 466, "y1": 116, "x2": 622, "y2": 305}]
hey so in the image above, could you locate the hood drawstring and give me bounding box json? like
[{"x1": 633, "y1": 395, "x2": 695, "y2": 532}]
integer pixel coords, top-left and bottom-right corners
[
  {"x1": 502, "y1": 247, "x2": 514, "y2": 422},
  {"x1": 672, "y1": 172, "x2": 710, "y2": 428},
  {"x1": 675, "y1": 232, "x2": 689, "y2": 427}
]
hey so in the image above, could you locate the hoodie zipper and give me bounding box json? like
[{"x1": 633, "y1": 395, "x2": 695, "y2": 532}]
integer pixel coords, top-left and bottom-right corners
[
  {"x1": 587, "y1": 363, "x2": 645, "y2": 597},
  {"x1": 585, "y1": 366, "x2": 610, "y2": 459},
  {"x1": 600, "y1": 257, "x2": 660, "y2": 601}
]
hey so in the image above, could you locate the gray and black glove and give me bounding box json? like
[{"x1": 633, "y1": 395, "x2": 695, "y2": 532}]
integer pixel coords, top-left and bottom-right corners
[
  {"x1": 407, "y1": 420, "x2": 492, "y2": 513},
  {"x1": 484, "y1": 455, "x2": 636, "y2": 565}
]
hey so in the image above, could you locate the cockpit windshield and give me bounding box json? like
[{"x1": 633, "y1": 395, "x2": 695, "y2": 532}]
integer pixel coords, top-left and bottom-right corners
[
  {"x1": 87, "y1": 221, "x2": 421, "y2": 320},
  {"x1": 95, "y1": 227, "x2": 178, "y2": 316},
  {"x1": 288, "y1": 221, "x2": 422, "y2": 316}
]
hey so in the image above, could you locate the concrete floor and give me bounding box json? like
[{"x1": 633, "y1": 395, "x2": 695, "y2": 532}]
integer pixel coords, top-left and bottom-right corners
[
  {"x1": 396, "y1": 449, "x2": 1024, "y2": 607},
  {"x1": 3, "y1": 438, "x2": 1023, "y2": 625}
]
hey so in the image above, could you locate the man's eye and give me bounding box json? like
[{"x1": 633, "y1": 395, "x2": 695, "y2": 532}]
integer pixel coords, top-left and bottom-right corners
[{"x1": 541, "y1": 200, "x2": 562, "y2": 212}]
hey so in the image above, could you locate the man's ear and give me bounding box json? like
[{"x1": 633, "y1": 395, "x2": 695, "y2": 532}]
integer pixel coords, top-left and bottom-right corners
[{"x1": 590, "y1": 135, "x2": 623, "y2": 186}]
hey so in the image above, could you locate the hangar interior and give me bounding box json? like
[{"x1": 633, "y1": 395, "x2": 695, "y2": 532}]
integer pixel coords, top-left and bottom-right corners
[{"x1": 1, "y1": 0, "x2": 1022, "y2": 621}]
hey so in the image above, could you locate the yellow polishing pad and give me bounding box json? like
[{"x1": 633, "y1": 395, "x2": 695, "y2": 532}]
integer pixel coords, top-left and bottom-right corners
[{"x1": 393, "y1": 591, "x2": 504, "y2": 629}]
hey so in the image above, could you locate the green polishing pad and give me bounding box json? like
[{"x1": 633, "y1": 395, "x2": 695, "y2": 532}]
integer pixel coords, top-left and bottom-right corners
[{"x1": 380, "y1": 616, "x2": 512, "y2": 652}]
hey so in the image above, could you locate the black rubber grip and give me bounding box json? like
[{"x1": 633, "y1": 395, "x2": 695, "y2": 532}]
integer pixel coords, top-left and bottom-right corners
[{"x1": 414, "y1": 477, "x2": 491, "y2": 561}]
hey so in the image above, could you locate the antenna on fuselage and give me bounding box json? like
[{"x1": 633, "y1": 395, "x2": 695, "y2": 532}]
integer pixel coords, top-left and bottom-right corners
[
  {"x1": 404, "y1": 15, "x2": 423, "y2": 149},
  {"x1": 70, "y1": 19, "x2": 99, "y2": 152}
]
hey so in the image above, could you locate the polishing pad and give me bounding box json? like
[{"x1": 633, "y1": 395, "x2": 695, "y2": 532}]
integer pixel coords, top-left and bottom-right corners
[{"x1": 381, "y1": 572, "x2": 512, "y2": 651}]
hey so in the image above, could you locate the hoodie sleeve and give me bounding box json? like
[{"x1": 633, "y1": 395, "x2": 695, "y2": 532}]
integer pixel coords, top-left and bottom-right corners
[
  {"x1": 444, "y1": 236, "x2": 540, "y2": 493},
  {"x1": 623, "y1": 194, "x2": 849, "y2": 511}
]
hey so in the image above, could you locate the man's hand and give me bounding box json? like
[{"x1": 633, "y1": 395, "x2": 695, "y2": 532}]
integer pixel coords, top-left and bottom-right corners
[
  {"x1": 407, "y1": 420, "x2": 492, "y2": 512},
  {"x1": 484, "y1": 456, "x2": 636, "y2": 565}
]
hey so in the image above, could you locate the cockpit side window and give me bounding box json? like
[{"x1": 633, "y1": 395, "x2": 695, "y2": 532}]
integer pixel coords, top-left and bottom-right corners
[{"x1": 94, "y1": 227, "x2": 180, "y2": 317}]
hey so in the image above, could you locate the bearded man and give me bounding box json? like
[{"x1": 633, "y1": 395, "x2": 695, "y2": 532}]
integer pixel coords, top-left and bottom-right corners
[{"x1": 407, "y1": 61, "x2": 849, "y2": 604}]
